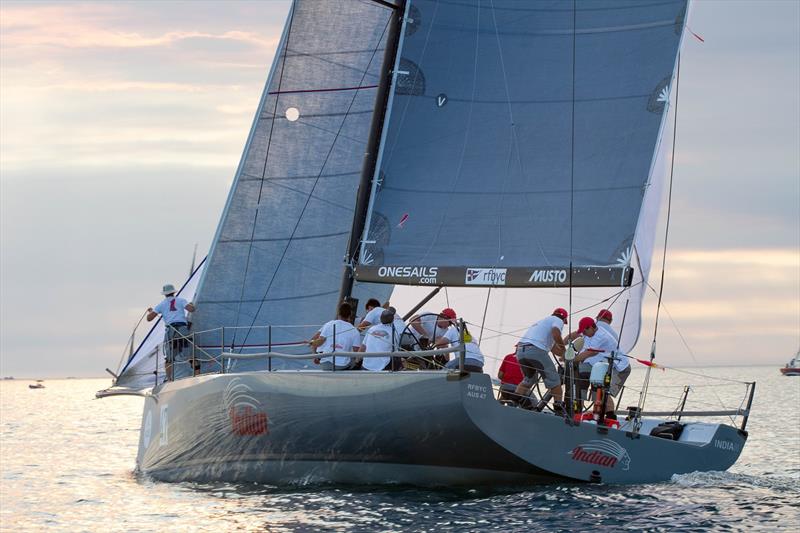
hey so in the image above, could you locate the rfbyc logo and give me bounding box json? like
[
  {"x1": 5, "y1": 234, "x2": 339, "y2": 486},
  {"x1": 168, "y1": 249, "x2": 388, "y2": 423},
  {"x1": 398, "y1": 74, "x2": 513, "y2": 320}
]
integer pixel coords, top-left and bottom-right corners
[{"x1": 465, "y1": 268, "x2": 507, "y2": 286}]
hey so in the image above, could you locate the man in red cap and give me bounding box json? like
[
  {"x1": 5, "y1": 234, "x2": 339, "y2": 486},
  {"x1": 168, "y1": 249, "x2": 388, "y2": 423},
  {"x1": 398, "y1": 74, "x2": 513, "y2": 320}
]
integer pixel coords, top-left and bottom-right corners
[
  {"x1": 513, "y1": 308, "x2": 568, "y2": 413},
  {"x1": 571, "y1": 317, "x2": 630, "y2": 418},
  {"x1": 403, "y1": 308, "x2": 459, "y2": 368},
  {"x1": 596, "y1": 309, "x2": 618, "y2": 341}
]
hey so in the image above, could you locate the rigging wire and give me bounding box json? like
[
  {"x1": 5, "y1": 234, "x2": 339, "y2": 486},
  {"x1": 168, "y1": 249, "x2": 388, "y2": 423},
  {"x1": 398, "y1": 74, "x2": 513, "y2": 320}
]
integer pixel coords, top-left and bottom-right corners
[
  {"x1": 564, "y1": 0, "x2": 578, "y2": 419},
  {"x1": 636, "y1": 52, "x2": 682, "y2": 428},
  {"x1": 478, "y1": 288, "x2": 492, "y2": 345}
]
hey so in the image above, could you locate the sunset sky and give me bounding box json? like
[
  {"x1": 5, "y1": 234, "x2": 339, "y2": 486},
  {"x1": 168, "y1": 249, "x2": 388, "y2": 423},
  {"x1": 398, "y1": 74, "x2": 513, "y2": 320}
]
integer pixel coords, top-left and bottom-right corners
[{"x1": 1, "y1": 0, "x2": 798, "y2": 378}]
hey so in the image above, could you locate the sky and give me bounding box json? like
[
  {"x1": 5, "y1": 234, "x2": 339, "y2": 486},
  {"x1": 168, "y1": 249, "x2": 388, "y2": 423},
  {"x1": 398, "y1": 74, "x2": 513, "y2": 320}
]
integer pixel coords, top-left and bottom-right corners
[{"x1": 1, "y1": 0, "x2": 798, "y2": 378}]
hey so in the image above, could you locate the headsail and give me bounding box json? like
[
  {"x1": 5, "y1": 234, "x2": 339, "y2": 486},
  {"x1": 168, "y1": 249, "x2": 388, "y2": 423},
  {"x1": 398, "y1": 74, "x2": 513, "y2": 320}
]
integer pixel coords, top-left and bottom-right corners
[
  {"x1": 356, "y1": 0, "x2": 687, "y2": 290},
  {"x1": 111, "y1": 258, "x2": 206, "y2": 390},
  {"x1": 190, "y1": 0, "x2": 398, "y2": 364}
]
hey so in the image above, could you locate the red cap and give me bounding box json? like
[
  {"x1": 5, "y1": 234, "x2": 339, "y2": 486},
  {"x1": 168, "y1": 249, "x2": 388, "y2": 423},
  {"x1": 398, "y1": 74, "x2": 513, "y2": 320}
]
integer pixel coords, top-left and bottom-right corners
[
  {"x1": 440, "y1": 308, "x2": 457, "y2": 320},
  {"x1": 579, "y1": 317, "x2": 596, "y2": 332},
  {"x1": 597, "y1": 309, "x2": 613, "y2": 321},
  {"x1": 552, "y1": 308, "x2": 568, "y2": 321}
]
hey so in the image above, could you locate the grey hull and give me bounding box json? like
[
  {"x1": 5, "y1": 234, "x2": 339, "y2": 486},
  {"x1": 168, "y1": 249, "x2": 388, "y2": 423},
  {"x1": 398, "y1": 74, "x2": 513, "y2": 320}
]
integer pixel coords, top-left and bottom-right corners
[{"x1": 136, "y1": 372, "x2": 746, "y2": 485}]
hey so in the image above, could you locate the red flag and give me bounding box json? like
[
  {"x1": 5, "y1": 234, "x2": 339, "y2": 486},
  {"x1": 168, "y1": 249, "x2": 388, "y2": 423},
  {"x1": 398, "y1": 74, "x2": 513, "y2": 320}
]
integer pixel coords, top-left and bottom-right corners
[{"x1": 636, "y1": 358, "x2": 665, "y2": 371}]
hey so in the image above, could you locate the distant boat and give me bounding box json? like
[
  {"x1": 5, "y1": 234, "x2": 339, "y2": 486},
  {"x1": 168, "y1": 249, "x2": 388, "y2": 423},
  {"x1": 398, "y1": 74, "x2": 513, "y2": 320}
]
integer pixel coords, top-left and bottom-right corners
[
  {"x1": 28, "y1": 382, "x2": 45, "y2": 389},
  {"x1": 780, "y1": 350, "x2": 800, "y2": 376}
]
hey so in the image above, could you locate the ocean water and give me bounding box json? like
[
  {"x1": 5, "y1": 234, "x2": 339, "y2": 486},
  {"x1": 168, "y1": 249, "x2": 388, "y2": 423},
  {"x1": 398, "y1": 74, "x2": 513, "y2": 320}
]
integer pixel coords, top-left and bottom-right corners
[{"x1": 1, "y1": 366, "x2": 798, "y2": 532}]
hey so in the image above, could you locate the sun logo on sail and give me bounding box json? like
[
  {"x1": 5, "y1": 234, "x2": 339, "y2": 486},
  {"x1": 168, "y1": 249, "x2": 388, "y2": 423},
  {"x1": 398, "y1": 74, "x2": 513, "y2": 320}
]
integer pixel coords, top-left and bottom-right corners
[
  {"x1": 657, "y1": 84, "x2": 671, "y2": 105},
  {"x1": 616, "y1": 247, "x2": 632, "y2": 266},
  {"x1": 569, "y1": 439, "x2": 631, "y2": 470}
]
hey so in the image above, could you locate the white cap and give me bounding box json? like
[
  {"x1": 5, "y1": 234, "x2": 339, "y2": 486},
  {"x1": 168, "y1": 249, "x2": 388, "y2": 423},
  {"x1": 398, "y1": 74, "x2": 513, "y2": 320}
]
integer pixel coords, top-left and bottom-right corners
[{"x1": 161, "y1": 283, "x2": 176, "y2": 295}]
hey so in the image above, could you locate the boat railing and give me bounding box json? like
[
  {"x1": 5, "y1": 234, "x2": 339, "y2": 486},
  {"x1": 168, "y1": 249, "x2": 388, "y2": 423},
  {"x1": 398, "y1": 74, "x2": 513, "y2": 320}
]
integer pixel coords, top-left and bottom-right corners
[{"x1": 157, "y1": 319, "x2": 470, "y2": 381}]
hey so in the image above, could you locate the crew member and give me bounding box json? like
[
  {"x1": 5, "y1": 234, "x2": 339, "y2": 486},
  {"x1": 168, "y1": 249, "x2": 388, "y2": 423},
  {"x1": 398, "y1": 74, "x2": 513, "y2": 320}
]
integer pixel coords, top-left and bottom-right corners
[
  {"x1": 497, "y1": 348, "x2": 523, "y2": 401},
  {"x1": 309, "y1": 302, "x2": 361, "y2": 371},
  {"x1": 514, "y1": 308, "x2": 568, "y2": 413},
  {"x1": 407, "y1": 308, "x2": 457, "y2": 349},
  {"x1": 147, "y1": 283, "x2": 196, "y2": 380},
  {"x1": 443, "y1": 325, "x2": 484, "y2": 373},
  {"x1": 361, "y1": 309, "x2": 401, "y2": 371},
  {"x1": 357, "y1": 298, "x2": 383, "y2": 331},
  {"x1": 573, "y1": 317, "x2": 631, "y2": 419}
]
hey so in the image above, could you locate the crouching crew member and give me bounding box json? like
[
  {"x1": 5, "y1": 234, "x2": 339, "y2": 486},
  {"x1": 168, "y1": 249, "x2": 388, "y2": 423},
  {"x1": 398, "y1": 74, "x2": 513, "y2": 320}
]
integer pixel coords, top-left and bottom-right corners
[
  {"x1": 309, "y1": 302, "x2": 361, "y2": 370},
  {"x1": 361, "y1": 308, "x2": 401, "y2": 371}
]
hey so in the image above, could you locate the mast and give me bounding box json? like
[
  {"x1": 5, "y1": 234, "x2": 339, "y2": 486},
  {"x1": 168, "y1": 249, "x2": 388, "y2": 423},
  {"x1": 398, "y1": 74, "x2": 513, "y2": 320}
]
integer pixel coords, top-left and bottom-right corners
[{"x1": 338, "y1": 0, "x2": 407, "y2": 306}]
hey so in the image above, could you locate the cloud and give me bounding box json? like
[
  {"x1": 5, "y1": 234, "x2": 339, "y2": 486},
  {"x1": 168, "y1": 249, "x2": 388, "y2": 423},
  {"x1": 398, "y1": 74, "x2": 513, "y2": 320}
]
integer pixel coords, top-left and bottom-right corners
[{"x1": 1, "y1": 4, "x2": 278, "y2": 50}]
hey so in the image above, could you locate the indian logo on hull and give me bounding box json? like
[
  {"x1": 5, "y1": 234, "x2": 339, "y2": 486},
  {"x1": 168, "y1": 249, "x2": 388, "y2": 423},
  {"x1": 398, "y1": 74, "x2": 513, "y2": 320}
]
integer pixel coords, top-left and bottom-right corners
[
  {"x1": 569, "y1": 439, "x2": 631, "y2": 470},
  {"x1": 223, "y1": 378, "x2": 269, "y2": 436}
]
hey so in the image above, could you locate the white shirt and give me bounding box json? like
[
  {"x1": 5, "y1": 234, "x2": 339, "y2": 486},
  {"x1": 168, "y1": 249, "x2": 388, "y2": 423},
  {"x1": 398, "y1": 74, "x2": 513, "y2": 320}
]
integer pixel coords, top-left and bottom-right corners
[
  {"x1": 412, "y1": 312, "x2": 450, "y2": 340},
  {"x1": 361, "y1": 307, "x2": 383, "y2": 327},
  {"x1": 597, "y1": 320, "x2": 618, "y2": 341},
  {"x1": 583, "y1": 327, "x2": 629, "y2": 371},
  {"x1": 317, "y1": 319, "x2": 360, "y2": 366},
  {"x1": 464, "y1": 341, "x2": 485, "y2": 365},
  {"x1": 154, "y1": 297, "x2": 189, "y2": 325},
  {"x1": 361, "y1": 323, "x2": 400, "y2": 371},
  {"x1": 519, "y1": 315, "x2": 564, "y2": 351},
  {"x1": 393, "y1": 317, "x2": 407, "y2": 335}
]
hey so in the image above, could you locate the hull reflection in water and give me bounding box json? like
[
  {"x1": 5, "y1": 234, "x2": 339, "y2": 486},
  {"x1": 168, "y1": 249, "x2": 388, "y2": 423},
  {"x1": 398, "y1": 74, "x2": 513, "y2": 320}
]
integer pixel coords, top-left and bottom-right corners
[{"x1": 136, "y1": 372, "x2": 746, "y2": 486}]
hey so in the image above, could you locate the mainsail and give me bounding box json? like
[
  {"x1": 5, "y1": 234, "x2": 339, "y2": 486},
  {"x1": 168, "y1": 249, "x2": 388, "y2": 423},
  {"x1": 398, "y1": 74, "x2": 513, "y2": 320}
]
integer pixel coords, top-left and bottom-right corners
[
  {"x1": 357, "y1": 0, "x2": 687, "y2": 292},
  {"x1": 190, "y1": 0, "x2": 399, "y2": 366}
]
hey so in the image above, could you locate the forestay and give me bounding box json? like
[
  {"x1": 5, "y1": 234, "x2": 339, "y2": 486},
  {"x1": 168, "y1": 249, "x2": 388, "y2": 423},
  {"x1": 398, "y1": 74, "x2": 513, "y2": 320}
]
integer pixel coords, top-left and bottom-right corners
[
  {"x1": 113, "y1": 259, "x2": 206, "y2": 390},
  {"x1": 356, "y1": 0, "x2": 687, "y2": 289},
  {"x1": 189, "y1": 0, "x2": 397, "y2": 368}
]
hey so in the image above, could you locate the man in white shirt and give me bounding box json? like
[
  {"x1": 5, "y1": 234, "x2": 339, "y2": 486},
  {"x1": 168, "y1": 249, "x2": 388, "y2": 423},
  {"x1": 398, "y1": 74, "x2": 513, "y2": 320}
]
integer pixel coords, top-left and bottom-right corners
[
  {"x1": 407, "y1": 308, "x2": 457, "y2": 348},
  {"x1": 309, "y1": 303, "x2": 361, "y2": 371},
  {"x1": 573, "y1": 317, "x2": 631, "y2": 419},
  {"x1": 147, "y1": 283, "x2": 196, "y2": 379},
  {"x1": 357, "y1": 298, "x2": 383, "y2": 331},
  {"x1": 513, "y1": 308, "x2": 568, "y2": 413},
  {"x1": 361, "y1": 309, "x2": 401, "y2": 371},
  {"x1": 443, "y1": 326, "x2": 484, "y2": 373},
  {"x1": 596, "y1": 309, "x2": 618, "y2": 341}
]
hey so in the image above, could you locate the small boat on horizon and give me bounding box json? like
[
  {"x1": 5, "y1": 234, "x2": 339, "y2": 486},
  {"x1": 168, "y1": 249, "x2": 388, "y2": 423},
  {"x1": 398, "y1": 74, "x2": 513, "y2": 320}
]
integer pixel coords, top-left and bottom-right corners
[
  {"x1": 780, "y1": 350, "x2": 800, "y2": 376},
  {"x1": 28, "y1": 381, "x2": 45, "y2": 389}
]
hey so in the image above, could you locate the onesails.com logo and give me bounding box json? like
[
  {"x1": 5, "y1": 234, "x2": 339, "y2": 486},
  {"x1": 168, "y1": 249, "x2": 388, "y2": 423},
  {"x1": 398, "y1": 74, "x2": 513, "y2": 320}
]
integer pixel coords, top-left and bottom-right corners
[{"x1": 569, "y1": 439, "x2": 631, "y2": 470}]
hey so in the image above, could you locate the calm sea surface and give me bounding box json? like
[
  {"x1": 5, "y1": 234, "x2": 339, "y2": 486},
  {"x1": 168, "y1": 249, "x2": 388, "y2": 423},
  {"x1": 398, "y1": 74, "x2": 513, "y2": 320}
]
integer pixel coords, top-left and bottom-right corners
[{"x1": 1, "y1": 366, "x2": 798, "y2": 532}]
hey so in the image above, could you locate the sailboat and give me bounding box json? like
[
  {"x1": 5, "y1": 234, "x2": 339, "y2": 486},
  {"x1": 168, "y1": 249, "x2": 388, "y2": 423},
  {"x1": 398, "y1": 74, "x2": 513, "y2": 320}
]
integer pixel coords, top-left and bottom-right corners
[
  {"x1": 100, "y1": 0, "x2": 756, "y2": 485},
  {"x1": 780, "y1": 349, "x2": 800, "y2": 376}
]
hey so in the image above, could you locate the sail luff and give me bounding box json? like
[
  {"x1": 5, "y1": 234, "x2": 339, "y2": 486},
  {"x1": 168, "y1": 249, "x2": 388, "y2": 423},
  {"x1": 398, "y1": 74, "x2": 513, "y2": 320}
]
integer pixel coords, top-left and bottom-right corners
[
  {"x1": 619, "y1": 0, "x2": 690, "y2": 353},
  {"x1": 191, "y1": 3, "x2": 295, "y2": 310},
  {"x1": 339, "y1": 0, "x2": 407, "y2": 305}
]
